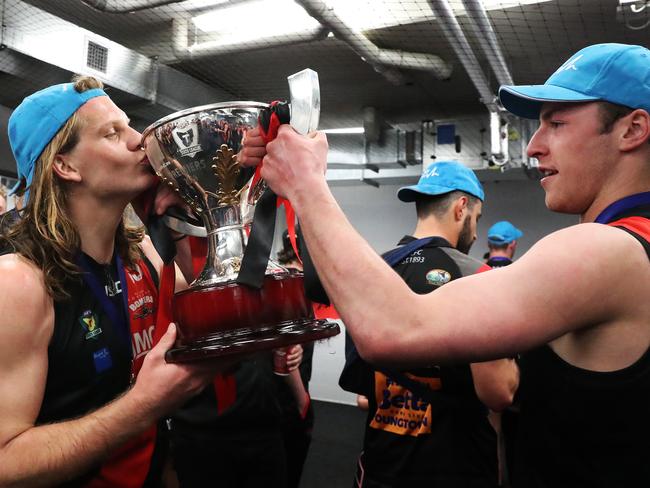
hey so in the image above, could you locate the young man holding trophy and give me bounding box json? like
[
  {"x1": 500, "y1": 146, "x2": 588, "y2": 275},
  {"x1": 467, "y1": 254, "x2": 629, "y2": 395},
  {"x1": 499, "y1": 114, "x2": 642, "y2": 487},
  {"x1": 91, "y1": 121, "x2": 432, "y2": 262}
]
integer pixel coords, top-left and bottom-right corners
[
  {"x1": 239, "y1": 43, "x2": 650, "y2": 486},
  {"x1": 0, "y1": 76, "x2": 221, "y2": 486}
]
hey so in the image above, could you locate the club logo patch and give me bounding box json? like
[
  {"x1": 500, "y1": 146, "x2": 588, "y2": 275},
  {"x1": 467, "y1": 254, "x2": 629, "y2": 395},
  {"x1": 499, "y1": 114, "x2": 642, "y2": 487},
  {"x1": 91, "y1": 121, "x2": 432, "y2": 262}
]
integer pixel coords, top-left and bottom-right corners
[
  {"x1": 425, "y1": 269, "x2": 451, "y2": 286},
  {"x1": 80, "y1": 310, "x2": 102, "y2": 340},
  {"x1": 172, "y1": 122, "x2": 201, "y2": 158}
]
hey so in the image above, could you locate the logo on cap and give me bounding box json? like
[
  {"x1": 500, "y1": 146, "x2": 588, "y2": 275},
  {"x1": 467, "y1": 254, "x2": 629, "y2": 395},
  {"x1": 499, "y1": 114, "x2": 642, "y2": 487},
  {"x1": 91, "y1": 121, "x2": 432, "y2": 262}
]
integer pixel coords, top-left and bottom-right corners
[{"x1": 555, "y1": 54, "x2": 583, "y2": 74}]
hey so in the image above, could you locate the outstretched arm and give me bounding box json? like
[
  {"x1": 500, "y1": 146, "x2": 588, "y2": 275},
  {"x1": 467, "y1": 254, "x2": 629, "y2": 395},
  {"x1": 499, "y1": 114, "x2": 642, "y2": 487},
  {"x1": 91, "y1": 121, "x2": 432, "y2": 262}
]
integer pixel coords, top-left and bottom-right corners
[{"x1": 241, "y1": 126, "x2": 645, "y2": 367}]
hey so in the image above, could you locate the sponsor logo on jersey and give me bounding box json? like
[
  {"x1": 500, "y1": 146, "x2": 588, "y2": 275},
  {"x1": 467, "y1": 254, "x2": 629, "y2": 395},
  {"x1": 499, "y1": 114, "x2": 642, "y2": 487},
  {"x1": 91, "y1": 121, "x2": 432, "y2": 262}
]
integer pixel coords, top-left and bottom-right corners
[
  {"x1": 127, "y1": 263, "x2": 143, "y2": 282},
  {"x1": 132, "y1": 325, "x2": 156, "y2": 360},
  {"x1": 370, "y1": 372, "x2": 441, "y2": 437},
  {"x1": 425, "y1": 269, "x2": 451, "y2": 286},
  {"x1": 129, "y1": 294, "x2": 155, "y2": 319},
  {"x1": 80, "y1": 309, "x2": 102, "y2": 340}
]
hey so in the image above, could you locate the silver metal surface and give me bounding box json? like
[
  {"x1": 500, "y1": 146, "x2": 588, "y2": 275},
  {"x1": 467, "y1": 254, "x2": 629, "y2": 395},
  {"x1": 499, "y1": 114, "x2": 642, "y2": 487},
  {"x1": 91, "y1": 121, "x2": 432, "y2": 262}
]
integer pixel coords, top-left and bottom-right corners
[
  {"x1": 142, "y1": 102, "x2": 268, "y2": 286},
  {"x1": 288, "y1": 68, "x2": 321, "y2": 135},
  {"x1": 142, "y1": 69, "x2": 322, "y2": 286},
  {"x1": 162, "y1": 214, "x2": 207, "y2": 238}
]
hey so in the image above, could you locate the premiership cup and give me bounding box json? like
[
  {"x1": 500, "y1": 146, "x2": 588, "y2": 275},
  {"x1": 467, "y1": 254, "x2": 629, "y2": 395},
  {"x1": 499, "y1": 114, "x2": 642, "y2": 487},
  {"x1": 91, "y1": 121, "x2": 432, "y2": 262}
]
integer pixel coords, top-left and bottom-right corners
[{"x1": 141, "y1": 101, "x2": 339, "y2": 362}]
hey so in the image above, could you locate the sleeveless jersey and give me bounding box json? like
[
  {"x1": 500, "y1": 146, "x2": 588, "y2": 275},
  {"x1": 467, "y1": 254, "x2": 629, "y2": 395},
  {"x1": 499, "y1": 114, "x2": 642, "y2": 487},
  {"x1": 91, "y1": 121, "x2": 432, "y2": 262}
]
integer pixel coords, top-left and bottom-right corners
[
  {"x1": 340, "y1": 236, "x2": 497, "y2": 487},
  {"x1": 513, "y1": 210, "x2": 650, "y2": 488},
  {"x1": 38, "y1": 253, "x2": 162, "y2": 488}
]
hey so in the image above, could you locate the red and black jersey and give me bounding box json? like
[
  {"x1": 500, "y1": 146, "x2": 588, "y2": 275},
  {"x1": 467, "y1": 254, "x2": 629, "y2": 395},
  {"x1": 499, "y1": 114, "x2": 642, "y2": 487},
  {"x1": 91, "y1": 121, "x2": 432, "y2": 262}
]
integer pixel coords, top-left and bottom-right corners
[
  {"x1": 513, "y1": 201, "x2": 650, "y2": 488},
  {"x1": 40, "y1": 252, "x2": 163, "y2": 488}
]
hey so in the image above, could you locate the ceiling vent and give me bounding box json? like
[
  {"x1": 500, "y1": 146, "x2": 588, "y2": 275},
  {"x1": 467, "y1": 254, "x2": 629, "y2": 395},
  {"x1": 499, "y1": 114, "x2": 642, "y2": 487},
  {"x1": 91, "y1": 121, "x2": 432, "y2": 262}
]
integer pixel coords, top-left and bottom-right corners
[{"x1": 86, "y1": 40, "x2": 108, "y2": 73}]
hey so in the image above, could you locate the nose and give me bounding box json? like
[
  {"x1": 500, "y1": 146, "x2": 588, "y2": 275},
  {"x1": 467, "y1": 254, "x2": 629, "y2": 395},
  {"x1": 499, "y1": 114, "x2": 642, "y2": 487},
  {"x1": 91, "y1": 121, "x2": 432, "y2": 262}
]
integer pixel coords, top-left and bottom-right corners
[
  {"x1": 526, "y1": 126, "x2": 546, "y2": 160},
  {"x1": 127, "y1": 126, "x2": 144, "y2": 152}
]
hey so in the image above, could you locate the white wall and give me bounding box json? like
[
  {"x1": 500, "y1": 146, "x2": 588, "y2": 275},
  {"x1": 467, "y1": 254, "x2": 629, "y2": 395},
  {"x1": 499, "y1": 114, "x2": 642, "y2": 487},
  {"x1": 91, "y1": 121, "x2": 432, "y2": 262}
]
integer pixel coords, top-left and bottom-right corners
[{"x1": 308, "y1": 178, "x2": 576, "y2": 405}]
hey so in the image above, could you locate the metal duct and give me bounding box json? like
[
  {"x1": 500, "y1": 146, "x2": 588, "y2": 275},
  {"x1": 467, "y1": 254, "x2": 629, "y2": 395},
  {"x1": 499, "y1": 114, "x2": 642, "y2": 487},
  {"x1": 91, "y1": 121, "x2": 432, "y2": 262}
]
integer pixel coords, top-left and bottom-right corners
[
  {"x1": 0, "y1": 0, "x2": 234, "y2": 113},
  {"x1": 81, "y1": 0, "x2": 184, "y2": 13},
  {"x1": 427, "y1": 0, "x2": 495, "y2": 107},
  {"x1": 427, "y1": 0, "x2": 514, "y2": 165},
  {"x1": 490, "y1": 110, "x2": 509, "y2": 166},
  {"x1": 461, "y1": 0, "x2": 513, "y2": 87},
  {"x1": 172, "y1": 18, "x2": 329, "y2": 60},
  {"x1": 295, "y1": 0, "x2": 452, "y2": 85}
]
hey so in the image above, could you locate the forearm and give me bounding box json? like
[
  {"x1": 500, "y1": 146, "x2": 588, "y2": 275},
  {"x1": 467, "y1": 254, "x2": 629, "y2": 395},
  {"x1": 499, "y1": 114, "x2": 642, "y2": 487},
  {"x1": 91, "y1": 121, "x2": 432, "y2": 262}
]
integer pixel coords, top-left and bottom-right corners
[
  {"x1": 470, "y1": 358, "x2": 520, "y2": 412},
  {"x1": 0, "y1": 390, "x2": 154, "y2": 487},
  {"x1": 284, "y1": 369, "x2": 309, "y2": 415},
  {"x1": 291, "y1": 182, "x2": 425, "y2": 362}
]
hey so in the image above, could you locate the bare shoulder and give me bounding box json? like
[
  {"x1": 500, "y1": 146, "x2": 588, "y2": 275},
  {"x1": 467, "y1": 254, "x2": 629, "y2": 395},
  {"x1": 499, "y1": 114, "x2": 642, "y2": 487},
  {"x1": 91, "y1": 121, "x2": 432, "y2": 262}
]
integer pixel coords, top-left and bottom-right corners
[
  {"x1": 0, "y1": 253, "x2": 50, "y2": 303},
  {"x1": 520, "y1": 222, "x2": 645, "y2": 269},
  {"x1": 0, "y1": 254, "x2": 53, "y2": 342},
  {"x1": 512, "y1": 223, "x2": 648, "y2": 305},
  {"x1": 0, "y1": 254, "x2": 52, "y2": 449},
  {"x1": 532, "y1": 224, "x2": 650, "y2": 369},
  {"x1": 475, "y1": 223, "x2": 647, "y2": 344}
]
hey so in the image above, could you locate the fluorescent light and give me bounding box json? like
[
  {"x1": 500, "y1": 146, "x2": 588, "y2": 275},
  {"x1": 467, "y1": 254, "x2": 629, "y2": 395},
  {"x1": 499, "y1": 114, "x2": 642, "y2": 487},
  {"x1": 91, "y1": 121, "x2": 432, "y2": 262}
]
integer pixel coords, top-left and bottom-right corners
[
  {"x1": 192, "y1": 0, "x2": 320, "y2": 34},
  {"x1": 324, "y1": 0, "x2": 435, "y2": 31},
  {"x1": 322, "y1": 127, "x2": 365, "y2": 134},
  {"x1": 183, "y1": 0, "x2": 228, "y2": 9},
  {"x1": 481, "y1": 0, "x2": 553, "y2": 9}
]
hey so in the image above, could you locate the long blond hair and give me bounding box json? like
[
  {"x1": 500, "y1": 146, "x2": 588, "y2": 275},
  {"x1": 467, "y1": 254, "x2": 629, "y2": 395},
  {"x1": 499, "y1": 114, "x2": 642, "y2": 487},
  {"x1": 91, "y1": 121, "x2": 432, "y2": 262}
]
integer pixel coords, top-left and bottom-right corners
[{"x1": 1, "y1": 75, "x2": 145, "y2": 300}]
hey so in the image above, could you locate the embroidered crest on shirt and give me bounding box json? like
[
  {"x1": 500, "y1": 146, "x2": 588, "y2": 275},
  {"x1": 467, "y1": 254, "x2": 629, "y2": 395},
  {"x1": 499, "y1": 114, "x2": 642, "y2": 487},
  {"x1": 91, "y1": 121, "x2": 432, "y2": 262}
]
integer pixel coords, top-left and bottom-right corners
[
  {"x1": 80, "y1": 309, "x2": 102, "y2": 340},
  {"x1": 425, "y1": 269, "x2": 451, "y2": 286}
]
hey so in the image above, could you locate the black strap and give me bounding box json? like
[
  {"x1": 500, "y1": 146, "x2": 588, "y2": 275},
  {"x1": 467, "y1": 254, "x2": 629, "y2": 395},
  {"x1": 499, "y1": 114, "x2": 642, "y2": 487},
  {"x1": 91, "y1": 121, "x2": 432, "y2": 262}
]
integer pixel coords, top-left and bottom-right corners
[
  {"x1": 615, "y1": 225, "x2": 650, "y2": 261},
  {"x1": 147, "y1": 214, "x2": 176, "y2": 265},
  {"x1": 382, "y1": 237, "x2": 435, "y2": 266},
  {"x1": 297, "y1": 225, "x2": 331, "y2": 305},
  {"x1": 236, "y1": 187, "x2": 277, "y2": 288}
]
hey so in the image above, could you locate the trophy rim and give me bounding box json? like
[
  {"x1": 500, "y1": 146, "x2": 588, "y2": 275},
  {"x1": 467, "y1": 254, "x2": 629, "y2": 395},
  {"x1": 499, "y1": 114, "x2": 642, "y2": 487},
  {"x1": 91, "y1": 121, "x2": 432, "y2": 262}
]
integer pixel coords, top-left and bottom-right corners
[{"x1": 141, "y1": 100, "x2": 270, "y2": 140}]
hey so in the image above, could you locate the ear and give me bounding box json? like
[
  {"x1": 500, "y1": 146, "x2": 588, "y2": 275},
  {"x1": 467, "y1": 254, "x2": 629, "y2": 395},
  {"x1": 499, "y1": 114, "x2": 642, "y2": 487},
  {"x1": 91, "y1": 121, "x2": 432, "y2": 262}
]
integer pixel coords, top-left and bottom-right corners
[
  {"x1": 453, "y1": 195, "x2": 468, "y2": 222},
  {"x1": 52, "y1": 154, "x2": 82, "y2": 183},
  {"x1": 618, "y1": 109, "x2": 650, "y2": 152}
]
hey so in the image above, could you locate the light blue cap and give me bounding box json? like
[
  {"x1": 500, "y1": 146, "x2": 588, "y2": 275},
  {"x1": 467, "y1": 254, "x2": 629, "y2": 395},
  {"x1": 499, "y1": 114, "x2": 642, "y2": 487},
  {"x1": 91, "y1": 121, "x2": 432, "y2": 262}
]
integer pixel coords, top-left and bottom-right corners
[
  {"x1": 499, "y1": 43, "x2": 650, "y2": 119},
  {"x1": 8, "y1": 83, "x2": 107, "y2": 197},
  {"x1": 487, "y1": 221, "x2": 523, "y2": 245},
  {"x1": 397, "y1": 160, "x2": 485, "y2": 202}
]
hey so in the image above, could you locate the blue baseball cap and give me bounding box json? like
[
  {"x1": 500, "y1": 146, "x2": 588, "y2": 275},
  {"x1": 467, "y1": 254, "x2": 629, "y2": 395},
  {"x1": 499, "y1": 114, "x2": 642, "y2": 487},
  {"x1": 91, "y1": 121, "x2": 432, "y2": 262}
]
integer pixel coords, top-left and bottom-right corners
[
  {"x1": 499, "y1": 43, "x2": 650, "y2": 119},
  {"x1": 8, "y1": 82, "x2": 107, "y2": 196},
  {"x1": 397, "y1": 160, "x2": 485, "y2": 202},
  {"x1": 487, "y1": 221, "x2": 523, "y2": 245}
]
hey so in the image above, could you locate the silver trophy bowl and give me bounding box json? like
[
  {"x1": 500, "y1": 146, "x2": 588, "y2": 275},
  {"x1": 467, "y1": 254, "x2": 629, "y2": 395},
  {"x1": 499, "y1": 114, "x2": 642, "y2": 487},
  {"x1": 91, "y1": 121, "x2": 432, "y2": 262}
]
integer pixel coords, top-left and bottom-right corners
[
  {"x1": 141, "y1": 100, "x2": 339, "y2": 362},
  {"x1": 142, "y1": 101, "x2": 274, "y2": 286}
]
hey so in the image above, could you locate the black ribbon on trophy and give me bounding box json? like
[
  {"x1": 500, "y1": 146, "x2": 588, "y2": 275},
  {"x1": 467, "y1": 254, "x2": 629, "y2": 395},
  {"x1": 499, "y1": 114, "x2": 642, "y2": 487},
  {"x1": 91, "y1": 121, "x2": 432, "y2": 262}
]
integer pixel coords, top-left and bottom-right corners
[{"x1": 237, "y1": 101, "x2": 330, "y2": 306}]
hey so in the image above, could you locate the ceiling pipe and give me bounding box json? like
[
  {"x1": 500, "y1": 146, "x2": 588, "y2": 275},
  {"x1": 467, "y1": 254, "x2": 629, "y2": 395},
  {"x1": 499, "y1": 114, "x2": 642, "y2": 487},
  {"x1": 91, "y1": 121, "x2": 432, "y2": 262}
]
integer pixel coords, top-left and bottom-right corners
[
  {"x1": 295, "y1": 0, "x2": 452, "y2": 85},
  {"x1": 81, "y1": 0, "x2": 184, "y2": 13},
  {"x1": 172, "y1": 17, "x2": 329, "y2": 59},
  {"x1": 461, "y1": 0, "x2": 513, "y2": 86},
  {"x1": 427, "y1": 0, "x2": 511, "y2": 166},
  {"x1": 426, "y1": 0, "x2": 495, "y2": 107}
]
